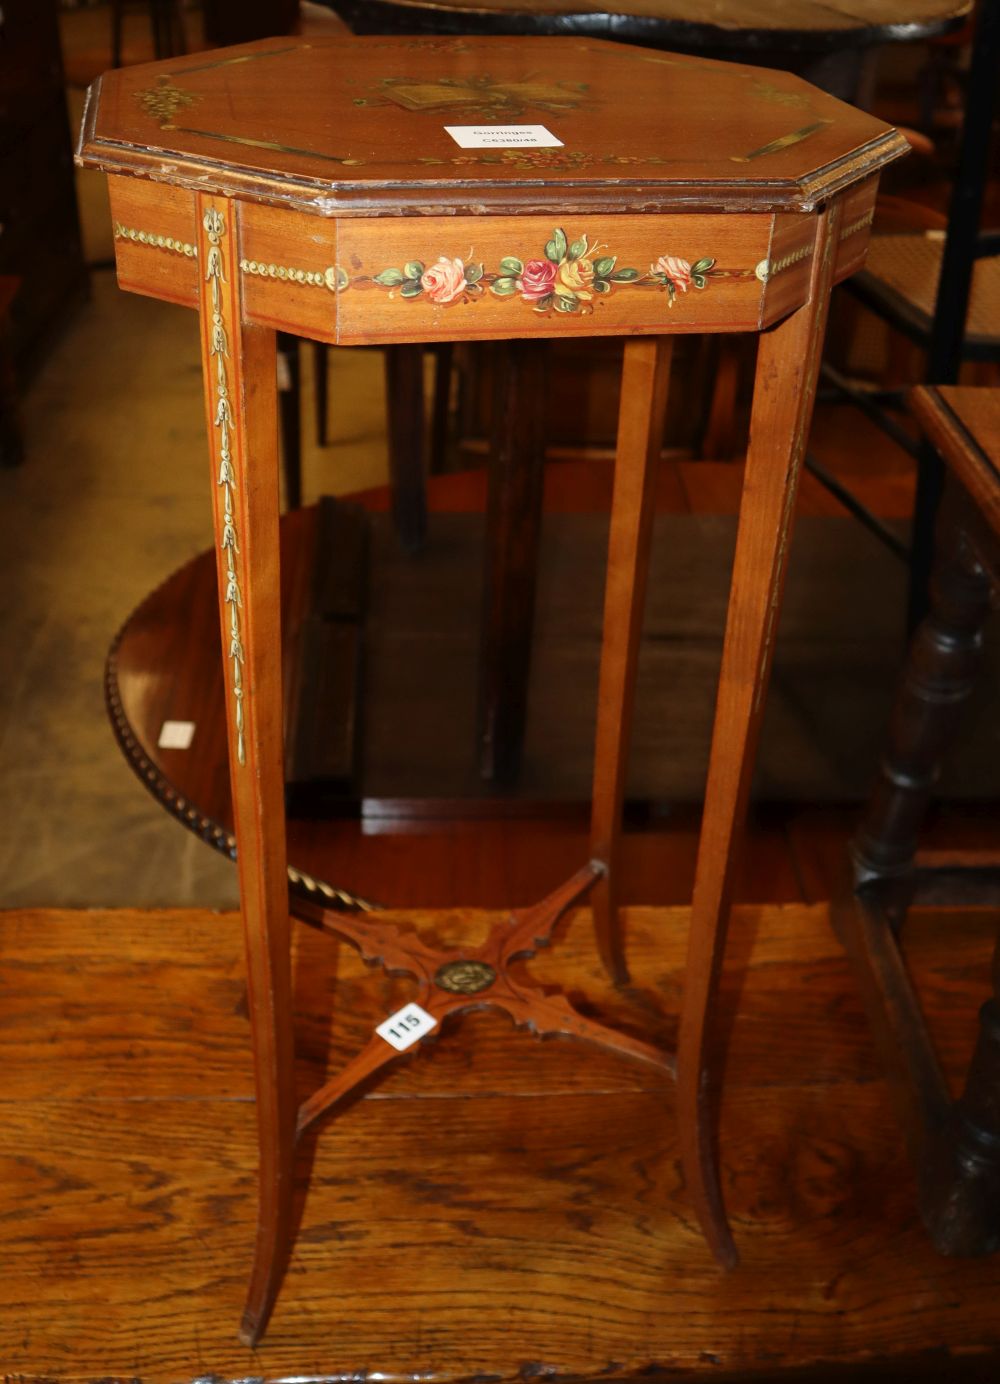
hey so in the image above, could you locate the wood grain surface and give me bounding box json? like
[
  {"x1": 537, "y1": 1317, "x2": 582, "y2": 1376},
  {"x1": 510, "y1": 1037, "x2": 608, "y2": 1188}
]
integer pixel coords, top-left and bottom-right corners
[
  {"x1": 104, "y1": 177, "x2": 878, "y2": 345},
  {"x1": 77, "y1": 36, "x2": 908, "y2": 216},
  {"x1": 2, "y1": 900, "x2": 999, "y2": 1381}
]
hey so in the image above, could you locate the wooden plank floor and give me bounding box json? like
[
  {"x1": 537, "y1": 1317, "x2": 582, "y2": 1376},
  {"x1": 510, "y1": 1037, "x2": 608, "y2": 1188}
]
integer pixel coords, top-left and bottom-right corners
[{"x1": 2, "y1": 900, "x2": 999, "y2": 1382}]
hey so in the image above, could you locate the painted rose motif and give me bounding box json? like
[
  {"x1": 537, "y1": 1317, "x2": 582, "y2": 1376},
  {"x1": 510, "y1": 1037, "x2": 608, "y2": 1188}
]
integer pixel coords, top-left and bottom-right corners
[
  {"x1": 491, "y1": 228, "x2": 639, "y2": 315},
  {"x1": 372, "y1": 255, "x2": 484, "y2": 301},
  {"x1": 650, "y1": 254, "x2": 716, "y2": 305},
  {"x1": 654, "y1": 255, "x2": 692, "y2": 291},
  {"x1": 518, "y1": 258, "x2": 557, "y2": 302},
  {"x1": 558, "y1": 255, "x2": 595, "y2": 299},
  {"x1": 421, "y1": 256, "x2": 468, "y2": 304}
]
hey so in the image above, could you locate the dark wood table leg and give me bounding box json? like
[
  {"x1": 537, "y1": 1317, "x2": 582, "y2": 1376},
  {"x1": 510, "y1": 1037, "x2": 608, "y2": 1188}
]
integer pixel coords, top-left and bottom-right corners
[
  {"x1": 589, "y1": 336, "x2": 673, "y2": 983},
  {"x1": 277, "y1": 331, "x2": 302, "y2": 511},
  {"x1": 385, "y1": 343, "x2": 428, "y2": 554},
  {"x1": 922, "y1": 939, "x2": 1000, "y2": 1255},
  {"x1": 429, "y1": 341, "x2": 453, "y2": 473},
  {"x1": 197, "y1": 196, "x2": 297, "y2": 1347},
  {"x1": 677, "y1": 202, "x2": 842, "y2": 1268},
  {"x1": 477, "y1": 339, "x2": 548, "y2": 784},
  {"x1": 313, "y1": 340, "x2": 329, "y2": 447}
]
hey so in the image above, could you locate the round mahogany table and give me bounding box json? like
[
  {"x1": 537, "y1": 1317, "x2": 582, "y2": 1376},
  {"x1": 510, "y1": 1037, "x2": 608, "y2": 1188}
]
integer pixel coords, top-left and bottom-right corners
[{"x1": 330, "y1": 0, "x2": 972, "y2": 96}]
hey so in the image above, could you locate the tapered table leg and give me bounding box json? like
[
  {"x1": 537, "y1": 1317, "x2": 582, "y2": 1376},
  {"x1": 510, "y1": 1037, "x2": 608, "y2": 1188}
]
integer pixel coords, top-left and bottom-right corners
[
  {"x1": 196, "y1": 196, "x2": 297, "y2": 1347},
  {"x1": 590, "y1": 337, "x2": 673, "y2": 984},
  {"x1": 677, "y1": 203, "x2": 842, "y2": 1267}
]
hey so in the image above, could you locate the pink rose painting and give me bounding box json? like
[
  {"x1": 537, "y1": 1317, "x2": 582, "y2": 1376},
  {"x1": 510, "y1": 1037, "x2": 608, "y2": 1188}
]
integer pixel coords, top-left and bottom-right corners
[
  {"x1": 518, "y1": 258, "x2": 558, "y2": 302},
  {"x1": 650, "y1": 253, "x2": 716, "y2": 304},
  {"x1": 421, "y1": 256, "x2": 468, "y2": 304},
  {"x1": 372, "y1": 254, "x2": 484, "y2": 301},
  {"x1": 653, "y1": 255, "x2": 692, "y2": 292}
]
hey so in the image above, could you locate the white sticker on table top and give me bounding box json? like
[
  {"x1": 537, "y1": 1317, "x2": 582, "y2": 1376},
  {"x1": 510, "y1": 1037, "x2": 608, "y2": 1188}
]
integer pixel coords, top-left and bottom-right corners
[
  {"x1": 445, "y1": 124, "x2": 563, "y2": 149},
  {"x1": 157, "y1": 720, "x2": 196, "y2": 750},
  {"x1": 376, "y1": 1002, "x2": 438, "y2": 1052}
]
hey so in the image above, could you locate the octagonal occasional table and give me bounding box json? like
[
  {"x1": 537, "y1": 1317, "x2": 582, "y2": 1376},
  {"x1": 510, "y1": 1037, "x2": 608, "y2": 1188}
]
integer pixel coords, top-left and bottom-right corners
[{"x1": 77, "y1": 35, "x2": 907, "y2": 1344}]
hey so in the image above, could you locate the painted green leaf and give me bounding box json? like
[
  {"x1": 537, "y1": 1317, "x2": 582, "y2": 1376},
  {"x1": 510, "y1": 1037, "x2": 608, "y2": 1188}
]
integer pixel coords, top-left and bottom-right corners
[
  {"x1": 593, "y1": 255, "x2": 616, "y2": 277},
  {"x1": 465, "y1": 262, "x2": 484, "y2": 283},
  {"x1": 500, "y1": 256, "x2": 523, "y2": 275},
  {"x1": 593, "y1": 279, "x2": 611, "y2": 294},
  {"x1": 568, "y1": 237, "x2": 588, "y2": 262},
  {"x1": 491, "y1": 276, "x2": 519, "y2": 296},
  {"x1": 545, "y1": 227, "x2": 568, "y2": 263},
  {"x1": 374, "y1": 268, "x2": 404, "y2": 287},
  {"x1": 532, "y1": 293, "x2": 554, "y2": 312},
  {"x1": 692, "y1": 274, "x2": 707, "y2": 289},
  {"x1": 553, "y1": 294, "x2": 578, "y2": 313},
  {"x1": 400, "y1": 280, "x2": 424, "y2": 298},
  {"x1": 610, "y1": 267, "x2": 640, "y2": 281},
  {"x1": 404, "y1": 261, "x2": 425, "y2": 280},
  {"x1": 691, "y1": 257, "x2": 715, "y2": 273}
]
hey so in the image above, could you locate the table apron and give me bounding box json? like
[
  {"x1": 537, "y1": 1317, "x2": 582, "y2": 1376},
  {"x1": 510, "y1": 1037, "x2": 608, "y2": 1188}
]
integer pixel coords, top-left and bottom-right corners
[{"x1": 107, "y1": 174, "x2": 877, "y2": 342}]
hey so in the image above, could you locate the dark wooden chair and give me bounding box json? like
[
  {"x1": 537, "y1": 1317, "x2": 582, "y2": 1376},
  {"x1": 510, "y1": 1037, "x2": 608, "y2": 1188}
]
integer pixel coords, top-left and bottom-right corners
[
  {"x1": 110, "y1": 0, "x2": 186, "y2": 67},
  {"x1": 826, "y1": 0, "x2": 1000, "y2": 628},
  {"x1": 835, "y1": 382, "x2": 1000, "y2": 1256}
]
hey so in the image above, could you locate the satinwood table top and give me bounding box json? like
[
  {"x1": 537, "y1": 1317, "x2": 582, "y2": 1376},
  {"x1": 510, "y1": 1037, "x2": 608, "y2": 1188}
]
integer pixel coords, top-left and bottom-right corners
[{"x1": 77, "y1": 34, "x2": 908, "y2": 216}]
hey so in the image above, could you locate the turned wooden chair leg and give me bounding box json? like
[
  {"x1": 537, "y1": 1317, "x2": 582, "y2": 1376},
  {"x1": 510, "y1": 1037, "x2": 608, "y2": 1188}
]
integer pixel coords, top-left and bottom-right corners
[
  {"x1": 478, "y1": 339, "x2": 548, "y2": 784},
  {"x1": 589, "y1": 336, "x2": 673, "y2": 984},
  {"x1": 385, "y1": 343, "x2": 428, "y2": 555},
  {"x1": 842, "y1": 505, "x2": 997, "y2": 1252},
  {"x1": 197, "y1": 197, "x2": 297, "y2": 1346},
  {"x1": 833, "y1": 519, "x2": 990, "y2": 1171},
  {"x1": 851, "y1": 525, "x2": 992, "y2": 906},
  {"x1": 677, "y1": 204, "x2": 842, "y2": 1267}
]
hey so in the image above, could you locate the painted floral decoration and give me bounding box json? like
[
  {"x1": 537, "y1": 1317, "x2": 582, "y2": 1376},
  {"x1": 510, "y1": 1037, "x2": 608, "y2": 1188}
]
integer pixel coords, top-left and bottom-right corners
[
  {"x1": 373, "y1": 254, "x2": 484, "y2": 301},
  {"x1": 491, "y1": 228, "x2": 639, "y2": 314},
  {"x1": 366, "y1": 230, "x2": 718, "y2": 317},
  {"x1": 649, "y1": 254, "x2": 716, "y2": 305}
]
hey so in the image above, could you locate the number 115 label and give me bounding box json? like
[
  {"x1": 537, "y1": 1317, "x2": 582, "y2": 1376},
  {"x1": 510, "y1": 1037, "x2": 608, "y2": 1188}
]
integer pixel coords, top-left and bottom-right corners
[{"x1": 376, "y1": 1002, "x2": 438, "y2": 1051}]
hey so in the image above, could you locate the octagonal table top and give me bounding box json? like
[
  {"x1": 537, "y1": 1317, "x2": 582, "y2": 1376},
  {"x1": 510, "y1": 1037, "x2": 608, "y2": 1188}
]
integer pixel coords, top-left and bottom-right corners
[{"x1": 77, "y1": 34, "x2": 908, "y2": 216}]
